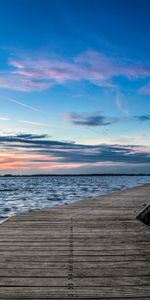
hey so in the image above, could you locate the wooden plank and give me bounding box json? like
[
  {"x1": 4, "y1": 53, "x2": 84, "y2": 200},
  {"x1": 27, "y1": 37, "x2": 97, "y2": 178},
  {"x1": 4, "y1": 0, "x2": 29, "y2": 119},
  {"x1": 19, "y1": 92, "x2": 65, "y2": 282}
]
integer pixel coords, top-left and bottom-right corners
[
  {"x1": 0, "y1": 184, "x2": 149, "y2": 299},
  {"x1": 0, "y1": 286, "x2": 150, "y2": 298}
]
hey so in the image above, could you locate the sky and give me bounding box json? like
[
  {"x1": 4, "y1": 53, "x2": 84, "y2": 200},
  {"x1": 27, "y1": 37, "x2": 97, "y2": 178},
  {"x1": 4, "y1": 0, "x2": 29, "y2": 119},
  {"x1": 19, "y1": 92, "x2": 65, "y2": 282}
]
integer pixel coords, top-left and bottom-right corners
[{"x1": 0, "y1": 0, "x2": 150, "y2": 174}]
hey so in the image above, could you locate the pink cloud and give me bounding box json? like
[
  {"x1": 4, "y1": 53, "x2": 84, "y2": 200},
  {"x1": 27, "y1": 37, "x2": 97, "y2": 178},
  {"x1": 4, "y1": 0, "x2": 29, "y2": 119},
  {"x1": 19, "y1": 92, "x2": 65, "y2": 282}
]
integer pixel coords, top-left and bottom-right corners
[
  {"x1": 138, "y1": 82, "x2": 150, "y2": 94},
  {"x1": 10, "y1": 60, "x2": 24, "y2": 69},
  {"x1": 0, "y1": 50, "x2": 149, "y2": 92},
  {"x1": 75, "y1": 51, "x2": 150, "y2": 81},
  {"x1": 0, "y1": 74, "x2": 51, "y2": 91}
]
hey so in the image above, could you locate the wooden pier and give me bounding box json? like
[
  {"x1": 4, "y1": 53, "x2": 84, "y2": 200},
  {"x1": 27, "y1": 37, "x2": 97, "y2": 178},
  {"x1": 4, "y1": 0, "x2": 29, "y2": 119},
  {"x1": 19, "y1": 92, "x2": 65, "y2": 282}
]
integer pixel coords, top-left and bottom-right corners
[{"x1": 0, "y1": 184, "x2": 150, "y2": 299}]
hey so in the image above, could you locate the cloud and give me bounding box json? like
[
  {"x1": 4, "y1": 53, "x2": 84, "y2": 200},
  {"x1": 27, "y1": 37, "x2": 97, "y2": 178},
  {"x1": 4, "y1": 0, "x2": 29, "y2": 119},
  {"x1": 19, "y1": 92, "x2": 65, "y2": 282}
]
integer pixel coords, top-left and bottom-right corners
[
  {"x1": 0, "y1": 117, "x2": 10, "y2": 121},
  {"x1": 139, "y1": 83, "x2": 150, "y2": 94},
  {"x1": 0, "y1": 74, "x2": 51, "y2": 92},
  {"x1": 115, "y1": 92, "x2": 129, "y2": 115},
  {"x1": 16, "y1": 133, "x2": 48, "y2": 139},
  {"x1": 135, "y1": 115, "x2": 150, "y2": 121},
  {"x1": 66, "y1": 112, "x2": 117, "y2": 126},
  {"x1": 0, "y1": 133, "x2": 150, "y2": 168},
  {"x1": 0, "y1": 50, "x2": 149, "y2": 92}
]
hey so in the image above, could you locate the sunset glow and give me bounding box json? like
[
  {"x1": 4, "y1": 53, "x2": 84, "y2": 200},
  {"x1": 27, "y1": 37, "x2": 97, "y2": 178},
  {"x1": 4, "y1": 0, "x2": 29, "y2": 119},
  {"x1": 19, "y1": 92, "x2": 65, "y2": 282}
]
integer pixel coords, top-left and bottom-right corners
[{"x1": 0, "y1": 0, "x2": 150, "y2": 174}]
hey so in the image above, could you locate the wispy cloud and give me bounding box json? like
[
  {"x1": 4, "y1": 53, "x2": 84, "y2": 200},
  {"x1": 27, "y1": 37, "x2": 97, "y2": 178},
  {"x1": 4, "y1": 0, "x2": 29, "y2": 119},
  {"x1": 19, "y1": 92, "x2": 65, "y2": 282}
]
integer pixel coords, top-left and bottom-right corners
[
  {"x1": 0, "y1": 50, "x2": 149, "y2": 92},
  {"x1": 115, "y1": 91, "x2": 129, "y2": 115},
  {"x1": 16, "y1": 133, "x2": 48, "y2": 139},
  {"x1": 66, "y1": 112, "x2": 118, "y2": 126},
  {"x1": 0, "y1": 117, "x2": 10, "y2": 121},
  {"x1": 0, "y1": 74, "x2": 51, "y2": 92},
  {"x1": 139, "y1": 82, "x2": 150, "y2": 94}
]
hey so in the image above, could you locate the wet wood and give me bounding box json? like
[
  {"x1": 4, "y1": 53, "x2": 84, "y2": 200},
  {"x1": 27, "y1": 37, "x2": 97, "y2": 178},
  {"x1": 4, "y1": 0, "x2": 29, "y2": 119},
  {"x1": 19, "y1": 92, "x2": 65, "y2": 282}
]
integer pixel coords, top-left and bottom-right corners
[{"x1": 0, "y1": 184, "x2": 150, "y2": 299}]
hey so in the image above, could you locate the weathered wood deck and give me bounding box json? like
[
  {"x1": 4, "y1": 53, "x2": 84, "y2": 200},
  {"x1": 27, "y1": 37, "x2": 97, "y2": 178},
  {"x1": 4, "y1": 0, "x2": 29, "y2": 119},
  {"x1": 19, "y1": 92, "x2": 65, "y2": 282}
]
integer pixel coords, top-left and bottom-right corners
[{"x1": 0, "y1": 184, "x2": 150, "y2": 299}]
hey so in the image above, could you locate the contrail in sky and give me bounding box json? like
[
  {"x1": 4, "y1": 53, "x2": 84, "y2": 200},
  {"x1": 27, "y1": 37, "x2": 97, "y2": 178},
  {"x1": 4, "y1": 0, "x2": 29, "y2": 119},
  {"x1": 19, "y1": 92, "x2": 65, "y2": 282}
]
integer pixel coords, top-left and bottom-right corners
[
  {"x1": 1, "y1": 97, "x2": 49, "y2": 115},
  {"x1": 19, "y1": 120, "x2": 51, "y2": 127}
]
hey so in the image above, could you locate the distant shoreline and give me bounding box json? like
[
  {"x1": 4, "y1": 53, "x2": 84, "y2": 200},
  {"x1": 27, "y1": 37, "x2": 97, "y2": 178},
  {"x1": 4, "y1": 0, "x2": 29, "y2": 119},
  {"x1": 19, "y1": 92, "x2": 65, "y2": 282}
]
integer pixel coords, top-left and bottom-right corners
[{"x1": 1, "y1": 173, "x2": 150, "y2": 177}]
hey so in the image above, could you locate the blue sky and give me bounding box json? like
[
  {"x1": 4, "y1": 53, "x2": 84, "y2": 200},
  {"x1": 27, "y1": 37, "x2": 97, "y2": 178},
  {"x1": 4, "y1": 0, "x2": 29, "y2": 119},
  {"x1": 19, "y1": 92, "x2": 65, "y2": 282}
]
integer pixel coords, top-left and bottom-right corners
[{"x1": 0, "y1": 0, "x2": 150, "y2": 174}]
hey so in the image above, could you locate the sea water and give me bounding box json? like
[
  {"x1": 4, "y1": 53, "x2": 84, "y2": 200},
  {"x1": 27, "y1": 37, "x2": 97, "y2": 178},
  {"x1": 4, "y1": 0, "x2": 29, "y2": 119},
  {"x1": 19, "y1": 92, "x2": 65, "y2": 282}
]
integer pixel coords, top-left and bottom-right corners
[{"x1": 0, "y1": 175, "x2": 150, "y2": 223}]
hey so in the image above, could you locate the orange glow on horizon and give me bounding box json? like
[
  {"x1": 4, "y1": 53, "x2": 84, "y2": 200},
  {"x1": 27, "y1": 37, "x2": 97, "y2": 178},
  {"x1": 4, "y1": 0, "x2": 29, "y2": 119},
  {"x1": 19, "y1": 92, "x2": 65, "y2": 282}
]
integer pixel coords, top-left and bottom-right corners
[
  {"x1": 0, "y1": 152, "x2": 84, "y2": 172},
  {"x1": 0, "y1": 151, "x2": 115, "y2": 173}
]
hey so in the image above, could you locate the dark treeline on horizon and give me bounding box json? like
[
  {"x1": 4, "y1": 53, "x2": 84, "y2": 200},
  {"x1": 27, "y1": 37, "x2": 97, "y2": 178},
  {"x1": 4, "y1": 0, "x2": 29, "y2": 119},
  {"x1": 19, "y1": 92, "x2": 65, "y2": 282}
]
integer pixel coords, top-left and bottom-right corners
[{"x1": 1, "y1": 174, "x2": 150, "y2": 177}]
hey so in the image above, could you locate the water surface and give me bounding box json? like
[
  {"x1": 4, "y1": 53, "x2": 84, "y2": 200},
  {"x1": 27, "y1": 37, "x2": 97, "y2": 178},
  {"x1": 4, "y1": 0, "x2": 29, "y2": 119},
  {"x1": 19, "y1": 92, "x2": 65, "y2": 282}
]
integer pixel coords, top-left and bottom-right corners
[{"x1": 0, "y1": 175, "x2": 150, "y2": 223}]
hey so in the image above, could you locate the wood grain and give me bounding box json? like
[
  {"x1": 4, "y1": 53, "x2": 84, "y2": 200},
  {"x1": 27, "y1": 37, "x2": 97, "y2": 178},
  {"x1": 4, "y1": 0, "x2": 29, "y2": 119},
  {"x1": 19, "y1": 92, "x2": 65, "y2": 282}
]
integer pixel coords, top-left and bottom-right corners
[{"x1": 0, "y1": 184, "x2": 149, "y2": 299}]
